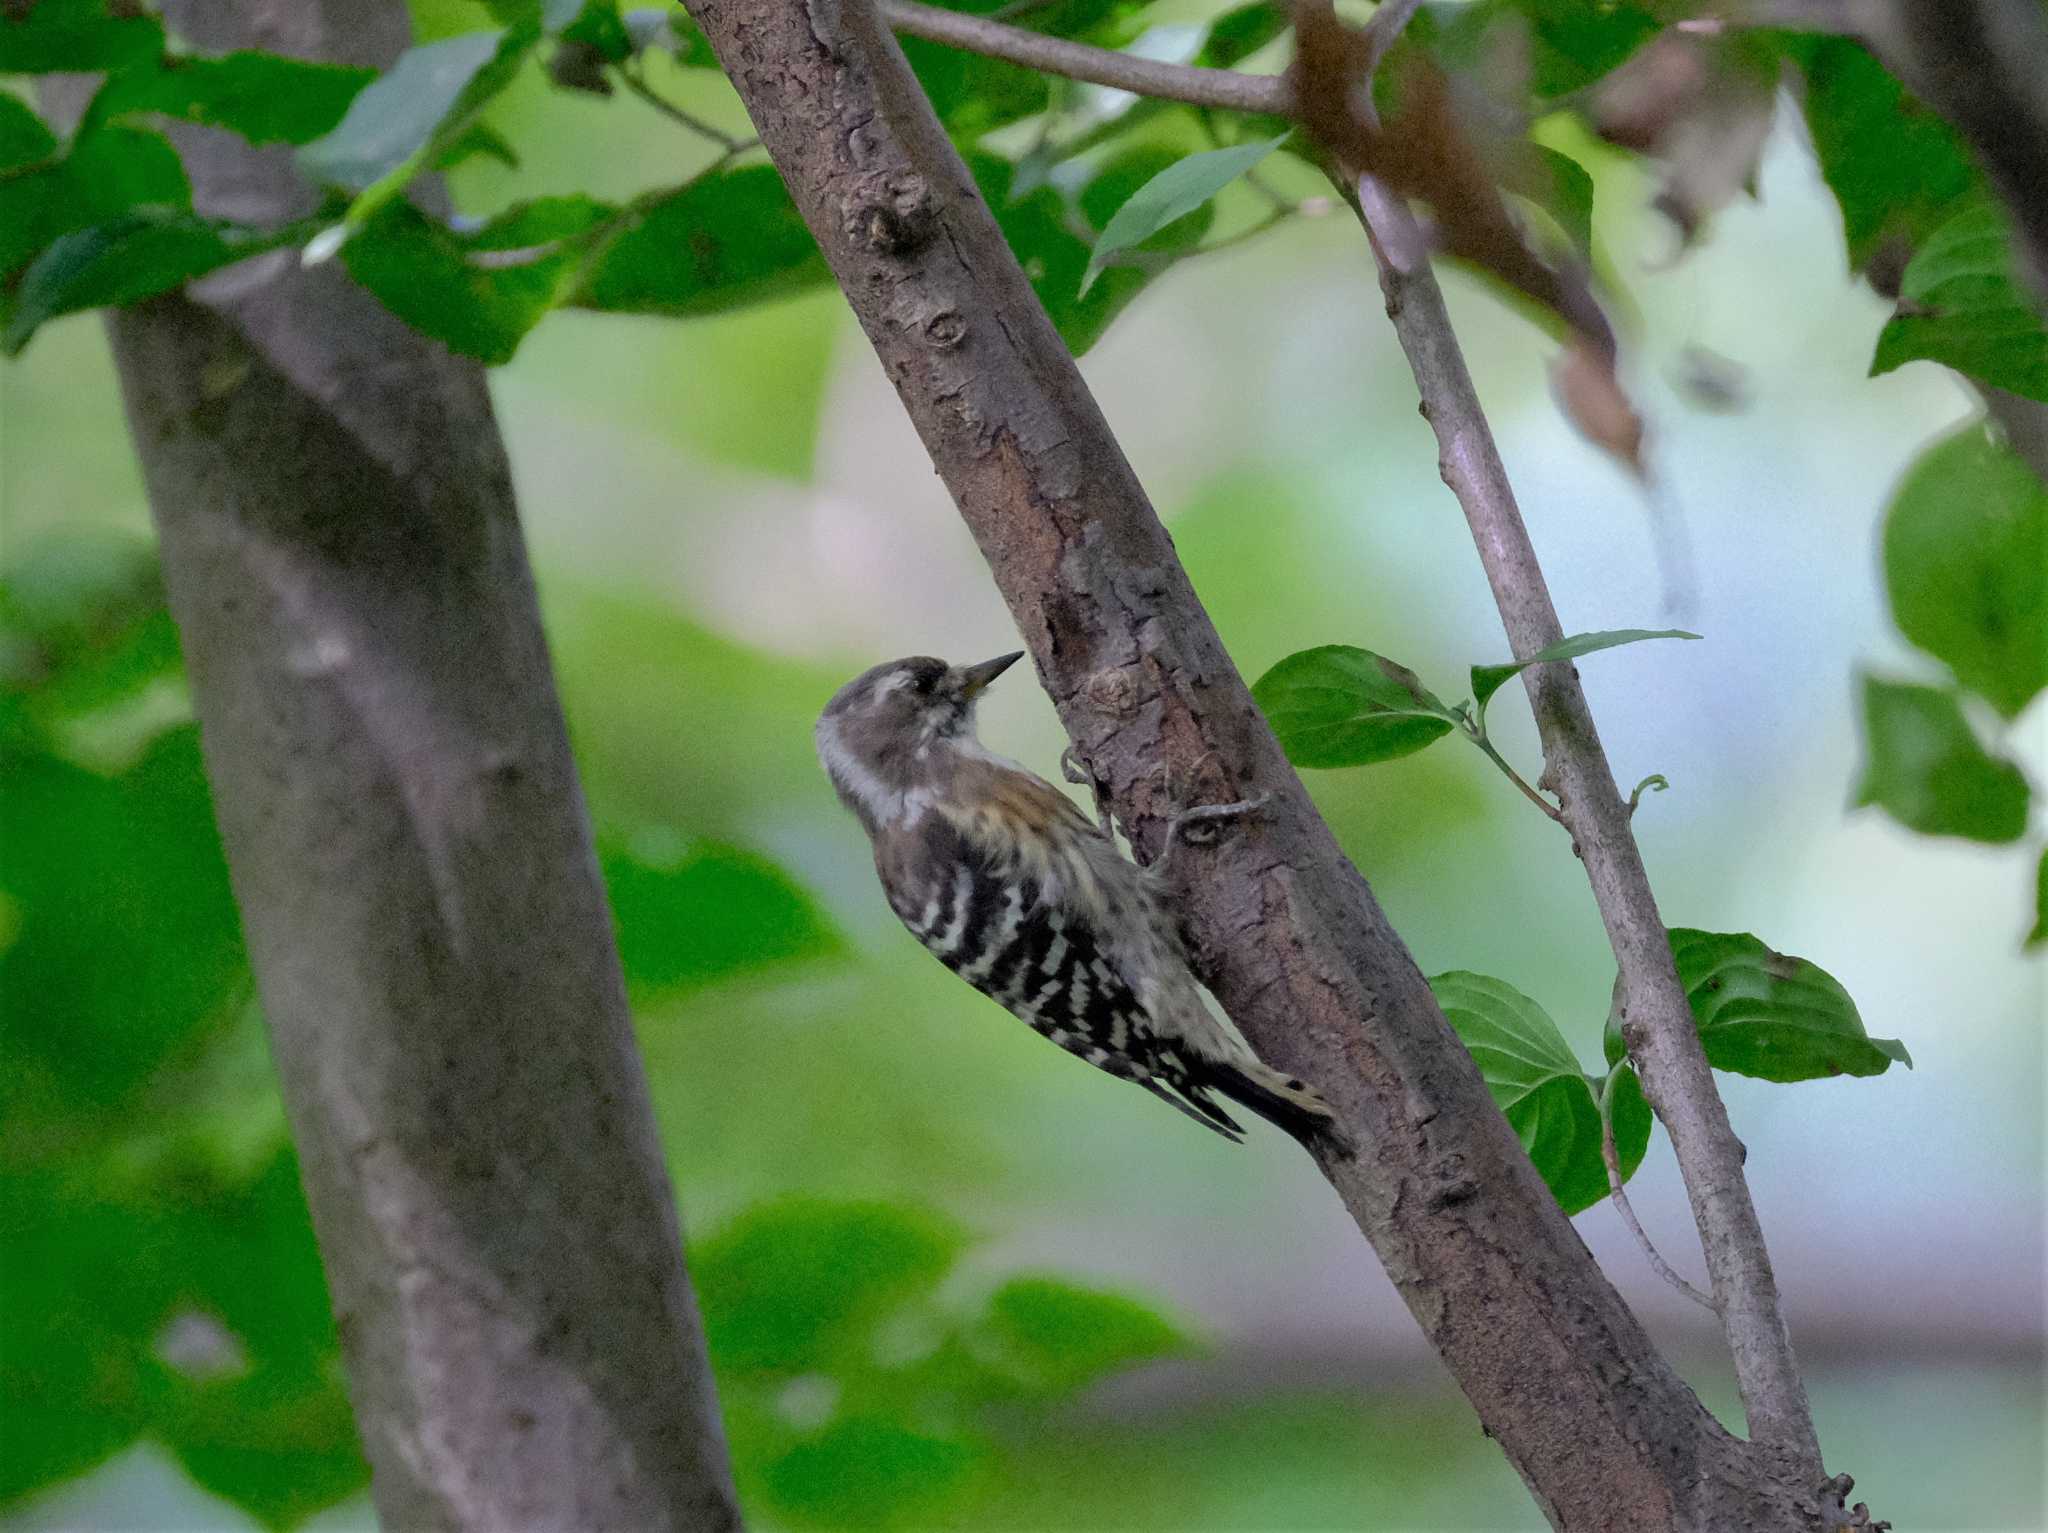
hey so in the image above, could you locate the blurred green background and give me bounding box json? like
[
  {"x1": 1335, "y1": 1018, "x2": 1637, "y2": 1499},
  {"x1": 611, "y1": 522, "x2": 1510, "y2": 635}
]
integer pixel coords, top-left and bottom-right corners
[{"x1": 3, "y1": 2, "x2": 2043, "y2": 1528}]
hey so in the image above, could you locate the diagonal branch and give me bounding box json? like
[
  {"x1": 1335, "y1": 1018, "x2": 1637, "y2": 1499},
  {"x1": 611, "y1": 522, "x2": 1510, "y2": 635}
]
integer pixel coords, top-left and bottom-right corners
[
  {"x1": 856, "y1": 0, "x2": 1827, "y2": 1470},
  {"x1": 1339, "y1": 166, "x2": 1821, "y2": 1466},
  {"x1": 685, "y1": 0, "x2": 1845, "y2": 1524},
  {"x1": 880, "y1": 0, "x2": 1288, "y2": 111}
]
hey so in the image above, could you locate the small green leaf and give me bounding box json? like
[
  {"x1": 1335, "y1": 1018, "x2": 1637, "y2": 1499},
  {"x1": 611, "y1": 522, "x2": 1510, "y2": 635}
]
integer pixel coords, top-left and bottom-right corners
[
  {"x1": 979, "y1": 1277, "x2": 1190, "y2": 1395},
  {"x1": 966, "y1": 152, "x2": 1152, "y2": 357},
  {"x1": 84, "y1": 52, "x2": 376, "y2": 147},
  {"x1": 600, "y1": 833, "x2": 843, "y2": 998},
  {"x1": 300, "y1": 31, "x2": 508, "y2": 190},
  {"x1": 0, "y1": 93, "x2": 56, "y2": 169},
  {"x1": 692, "y1": 1200, "x2": 963, "y2": 1377},
  {"x1": 298, "y1": 23, "x2": 537, "y2": 238},
  {"x1": 3, "y1": 213, "x2": 250, "y2": 356},
  {"x1": 1882, "y1": 422, "x2": 2048, "y2": 719},
  {"x1": 1429, "y1": 971, "x2": 1641, "y2": 1215},
  {"x1": 1253, "y1": 645, "x2": 1457, "y2": 768},
  {"x1": 1855, "y1": 674, "x2": 2030, "y2": 844},
  {"x1": 1873, "y1": 203, "x2": 2048, "y2": 402},
  {"x1": 0, "y1": 0, "x2": 164, "y2": 73},
  {"x1": 1667, "y1": 929, "x2": 1910, "y2": 1081},
  {"x1": 574, "y1": 168, "x2": 828, "y2": 318},
  {"x1": 341, "y1": 196, "x2": 613, "y2": 365},
  {"x1": 1079, "y1": 145, "x2": 1218, "y2": 258},
  {"x1": 2026, "y1": 849, "x2": 2047, "y2": 952},
  {"x1": 1510, "y1": 144, "x2": 1596, "y2": 253},
  {"x1": 1197, "y1": 1, "x2": 1288, "y2": 68},
  {"x1": 1081, "y1": 135, "x2": 1286, "y2": 296},
  {"x1": 2, "y1": 122, "x2": 189, "y2": 280},
  {"x1": 1792, "y1": 37, "x2": 1977, "y2": 271},
  {"x1": 761, "y1": 1417, "x2": 985, "y2": 1530},
  {"x1": 1470, "y1": 629, "x2": 1700, "y2": 716}
]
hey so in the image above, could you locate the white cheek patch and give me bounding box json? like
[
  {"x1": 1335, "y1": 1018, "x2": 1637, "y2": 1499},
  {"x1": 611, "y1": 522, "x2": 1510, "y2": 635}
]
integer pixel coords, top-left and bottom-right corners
[
  {"x1": 816, "y1": 713, "x2": 924, "y2": 828},
  {"x1": 873, "y1": 671, "x2": 915, "y2": 699}
]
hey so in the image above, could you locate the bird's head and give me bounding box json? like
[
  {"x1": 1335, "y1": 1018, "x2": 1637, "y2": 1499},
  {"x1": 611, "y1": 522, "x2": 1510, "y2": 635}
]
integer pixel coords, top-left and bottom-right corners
[{"x1": 815, "y1": 651, "x2": 1024, "y2": 829}]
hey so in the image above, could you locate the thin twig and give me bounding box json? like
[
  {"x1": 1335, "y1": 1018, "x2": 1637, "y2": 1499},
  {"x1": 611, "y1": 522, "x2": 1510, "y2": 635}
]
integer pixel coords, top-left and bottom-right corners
[
  {"x1": 1341, "y1": 166, "x2": 1821, "y2": 1465},
  {"x1": 878, "y1": 0, "x2": 1290, "y2": 113},
  {"x1": 616, "y1": 63, "x2": 749, "y2": 151},
  {"x1": 1602, "y1": 1072, "x2": 1717, "y2": 1312}
]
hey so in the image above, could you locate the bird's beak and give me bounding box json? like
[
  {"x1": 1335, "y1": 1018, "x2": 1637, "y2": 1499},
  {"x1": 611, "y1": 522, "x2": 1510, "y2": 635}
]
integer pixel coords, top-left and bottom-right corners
[{"x1": 955, "y1": 650, "x2": 1024, "y2": 700}]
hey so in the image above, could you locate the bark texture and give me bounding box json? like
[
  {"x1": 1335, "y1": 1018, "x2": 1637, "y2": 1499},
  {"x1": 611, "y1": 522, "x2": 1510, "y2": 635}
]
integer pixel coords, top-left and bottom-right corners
[
  {"x1": 90, "y1": 2, "x2": 743, "y2": 1527},
  {"x1": 686, "y1": 0, "x2": 1836, "y2": 1524}
]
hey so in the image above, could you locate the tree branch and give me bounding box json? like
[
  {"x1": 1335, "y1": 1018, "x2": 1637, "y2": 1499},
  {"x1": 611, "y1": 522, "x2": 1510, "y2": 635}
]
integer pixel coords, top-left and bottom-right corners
[
  {"x1": 688, "y1": 0, "x2": 1842, "y2": 1523},
  {"x1": 1342, "y1": 167, "x2": 1822, "y2": 1468},
  {"x1": 879, "y1": 0, "x2": 1289, "y2": 113},
  {"x1": 71, "y1": 3, "x2": 745, "y2": 1527}
]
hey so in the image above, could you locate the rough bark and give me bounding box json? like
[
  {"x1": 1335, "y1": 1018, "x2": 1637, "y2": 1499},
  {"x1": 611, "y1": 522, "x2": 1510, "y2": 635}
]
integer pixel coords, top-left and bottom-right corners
[
  {"x1": 85, "y1": 2, "x2": 743, "y2": 1527},
  {"x1": 686, "y1": 0, "x2": 1837, "y2": 1524}
]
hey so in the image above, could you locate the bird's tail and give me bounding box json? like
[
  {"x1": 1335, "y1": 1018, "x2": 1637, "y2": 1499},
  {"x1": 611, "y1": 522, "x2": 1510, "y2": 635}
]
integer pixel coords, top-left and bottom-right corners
[{"x1": 1193, "y1": 1054, "x2": 1354, "y2": 1160}]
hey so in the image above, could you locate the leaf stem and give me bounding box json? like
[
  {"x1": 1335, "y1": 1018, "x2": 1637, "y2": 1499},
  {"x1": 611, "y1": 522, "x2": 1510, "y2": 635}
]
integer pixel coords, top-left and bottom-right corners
[
  {"x1": 1601, "y1": 1072, "x2": 1716, "y2": 1312},
  {"x1": 1464, "y1": 723, "x2": 1564, "y2": 823}
]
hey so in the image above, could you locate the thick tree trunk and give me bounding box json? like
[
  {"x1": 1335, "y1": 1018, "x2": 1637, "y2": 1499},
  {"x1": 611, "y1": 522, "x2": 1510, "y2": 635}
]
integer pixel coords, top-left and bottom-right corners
[
  {"x1": 686, "y1": 0, "x2": 1836, "y2": 1526},
  {"x1": 85, "y1": 3, "x2": 743, "y2": 1527}
]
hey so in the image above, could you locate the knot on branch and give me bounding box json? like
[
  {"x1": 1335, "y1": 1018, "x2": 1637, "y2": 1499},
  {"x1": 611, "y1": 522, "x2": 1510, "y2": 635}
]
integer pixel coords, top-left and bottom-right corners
[
  {"x1": 848, "y1": 172, "x2": 935, "y2": 255},
  {"x1": 1086, "y1": 664, "x2": 1143, "y2": 716},
  {"x1": 1816, "y1": 1472, "x2": 1890, "y2": 1532}
]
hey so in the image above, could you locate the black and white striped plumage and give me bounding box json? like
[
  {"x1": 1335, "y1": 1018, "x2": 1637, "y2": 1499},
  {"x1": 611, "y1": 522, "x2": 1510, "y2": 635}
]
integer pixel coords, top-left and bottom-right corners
[{"x1": 816, "y1": 652, "x2": 1345, "y2": 1154}]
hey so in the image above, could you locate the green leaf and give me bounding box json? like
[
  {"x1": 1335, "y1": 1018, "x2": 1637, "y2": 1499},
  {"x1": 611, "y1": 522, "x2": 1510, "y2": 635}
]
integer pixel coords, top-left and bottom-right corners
[
  {"x1": 0, "y1": 93, "x2": 56, "y2": 169},
  {"x1": 1252, "y1": 645, "x2": 1457, "y2": 768},
  {"x1": 3, "y1": 213, "x2": 253, "y2": 356},
  {"x1": 1792, "y1": 37, "x2": 1977, "y2": 271},
  {"x1": 1429, "y1": 0, "x2": 1660, "y2": 101},
  {"x1": 761, "y1": 1417, "x2": 985, "y2": 1530},
  {"x1": 84, "y1": 52, "x2": 376, "y2": 146},
  {"x1": 0, "y1": 0, "x2": 163, "y2": 73},
  {"x1": 1882, "y1": 421, "x2": 2048, "y2": 718},
  {"x1": 1873, "y1": 203, "x2": 2048, "y2": 401},
  {"x1": 1, "y1": 122, "x2": 189, "y2": 281},
  {"x1": 0, "y1": 1151, "x2": 366, "y2": 1522},
  {"x1": 601, "y1": 834, "x2": 843, "y2": 998},
  {"x1": 1078, "y1": 143, "x2": 1218, "y2": 257},
  {"x1": 966, "y1": 152, "x2": 1150, "y2": 357},
  {"x1": 979, "y1": 1277, "x2": 1190, "y2": 1395},
  {"x1": 693, "y1": 1200, "x2": 964, "y2": 1377},
  {"x1": 2027, "y1": 848, "x2": 2047, "y2": 952},
  {"x1": 1082, "y1": 135, "x2": 1285, "y2": 296},
  {"x1": 1667, "y1": 928, "x2": 1910, "y2": 1081},
  {"x1": 1855, "y1": 674, "x2": 2031, "y2": 844},
  {"x1": 1520, "y1": 143, "x2": 1595, "y2": 253},
  {"x1": 2, "y1": 727, "x2": 247, "y2": 1118},
  {"x1": 1470, "y1": 629, "x2": 1700, "y2": 717},
  {"x1": 299, "y1": 23, "x2": 537, "y2": 240},
  {"x1": 1197, "y1": 1, "x2": 1288, "y2": 68},
  {"x1": 300, "y1": 31, "x2": 508, "y2": 189},
  {"x1": 1429, "y1": 971, "x2": 1643, "y2": 1215},
  {"x1": 574, "y1": 168, "x2": 829, "y2": 318},
  {"x1": 342, "y1": 196, "x2": 612, "y2": 365}
]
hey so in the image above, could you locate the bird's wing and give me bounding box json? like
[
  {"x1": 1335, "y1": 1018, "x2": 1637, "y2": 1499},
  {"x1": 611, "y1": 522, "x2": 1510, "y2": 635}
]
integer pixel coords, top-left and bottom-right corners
[{"x1": 874, "y1": 809, "x2": 1246, "y2": 1142}]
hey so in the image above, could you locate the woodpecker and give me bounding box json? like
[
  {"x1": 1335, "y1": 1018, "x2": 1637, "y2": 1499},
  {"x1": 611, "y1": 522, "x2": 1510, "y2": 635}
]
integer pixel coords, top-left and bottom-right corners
[{"x1": 816, "y1": 650, "x2": 1348, "y2": 1155}]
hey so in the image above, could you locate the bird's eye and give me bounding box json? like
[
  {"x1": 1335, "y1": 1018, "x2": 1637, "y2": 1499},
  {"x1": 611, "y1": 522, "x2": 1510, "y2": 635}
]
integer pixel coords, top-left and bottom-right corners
[{"x1": 911, "y1": 670, "x2": 938, "y2": 696}]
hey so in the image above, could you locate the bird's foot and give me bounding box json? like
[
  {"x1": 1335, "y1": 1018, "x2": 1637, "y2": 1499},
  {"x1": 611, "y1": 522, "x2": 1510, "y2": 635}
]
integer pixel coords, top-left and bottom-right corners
[{"x1": 1061, "y1": 745, "x2": 1116, "y2": 839}]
